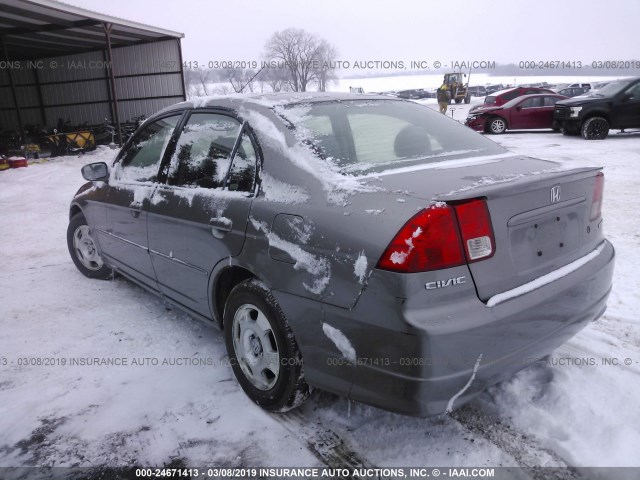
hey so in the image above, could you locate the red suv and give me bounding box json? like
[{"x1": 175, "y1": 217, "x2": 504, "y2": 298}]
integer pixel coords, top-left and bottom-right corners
[{"x1": 469, "y1": 87, "x2": 555, "y2": 113}]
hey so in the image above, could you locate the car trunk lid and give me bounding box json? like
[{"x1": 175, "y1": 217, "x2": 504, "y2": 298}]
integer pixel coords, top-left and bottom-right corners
[{"x1": 367, "y1": 155, "x2": 605, "y2": 301}]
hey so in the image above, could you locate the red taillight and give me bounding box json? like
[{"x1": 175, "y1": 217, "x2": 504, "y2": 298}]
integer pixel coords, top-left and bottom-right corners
[
  {"x1": 590, "y1": 172, "x2": 604, "y2": 221},
  {"x1": 377, "y1": 199, "x2": 496, "y2": 273},
  {"x1": 377, "y1": 203, "x2": 465, "y2": 273},
  {"x1": 453, "y1": 199, "x2": 495, "y2": 262}
]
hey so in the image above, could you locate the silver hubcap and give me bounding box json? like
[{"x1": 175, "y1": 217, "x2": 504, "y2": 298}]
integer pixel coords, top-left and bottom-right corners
[
  {"x1": 491, "y1": 119, "x2": 506, "y2": 133},
  {"x1": 73, "y1": 225, "x2": 103, "y2": 271},
  {"x1": 232, "y1": 304, "x2": 280, "y2": 391}
]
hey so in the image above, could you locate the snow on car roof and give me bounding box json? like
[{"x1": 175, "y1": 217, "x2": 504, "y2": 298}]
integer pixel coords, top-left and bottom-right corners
[
  {"x1": 157, "y1": 92, "x2": 396, "y2": 116},
  {"x1": 487, "y1": 88, "x2": 517, "y2": 97}
]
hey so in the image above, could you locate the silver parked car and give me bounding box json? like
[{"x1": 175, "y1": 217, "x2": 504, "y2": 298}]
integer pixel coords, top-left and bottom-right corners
[{"x1": 68, "y1": 93, "x2": 614, "y2": 416}]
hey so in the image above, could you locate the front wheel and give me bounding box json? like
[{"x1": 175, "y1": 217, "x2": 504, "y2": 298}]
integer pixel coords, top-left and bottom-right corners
[
  {"x1": 488, "y1": 116, "x2": 507, "y2": 134},
  {"x1": 224, "y1": 279, "x2": 310, "y2": 412},
  {"x1": 67, "y1": 212, "x2": 113, "y2": 279},
  {"x1": 581, "y1": 117, "x2": 609, "y2": 140}
]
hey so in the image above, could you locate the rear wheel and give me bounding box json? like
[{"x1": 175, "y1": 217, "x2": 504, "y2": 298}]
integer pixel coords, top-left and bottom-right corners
[
  {"x1": 488, "y1": 116, "x2": 507, "y2": 134},
  {"x1": 67, "y1": 212, "x2": 112, "y2": 279},
  {"x1": 224, "y1": 279, "x2": 310, "y2": 412},
  {"x1": 454, "y1": 98, "x2": 463, "y2": 104},
  {"x1": 581, "y1": 117, "x2": 609, "y2": 140},
  {"x1": 464, "y1": 94, "x2": 471, "y2": 104}
]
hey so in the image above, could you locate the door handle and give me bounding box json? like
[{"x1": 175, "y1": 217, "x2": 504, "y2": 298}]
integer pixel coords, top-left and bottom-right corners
[
  {"x1": 209, "y1": 217, "x2": 232, "y2": 238},
  {"x1": 130, "y1": 209, "x2": 141, "y2": 218}
]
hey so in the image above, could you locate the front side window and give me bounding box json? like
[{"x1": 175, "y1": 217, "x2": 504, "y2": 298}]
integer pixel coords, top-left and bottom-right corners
[
  {"x1": 116, "y1": 115, "x2": 181, "y2": 182},
  {"x1": 520, "y1": 97, "x2": 543, "y2": 108},
  {"x1": 543, "y1": 96, "x2": 561, "y2": 107},
  {"x1": 623, "y1": 82, "x2": 640, "y2": 101},
  {"x1": 167, "y1": 113, "x2": 242, "y2": 189}
]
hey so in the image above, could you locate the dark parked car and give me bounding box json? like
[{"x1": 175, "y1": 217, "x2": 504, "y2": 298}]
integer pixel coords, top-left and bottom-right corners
[
  {"x1": 470, "y1": 87, "x2": 555, "y2": 113},
  {"x1": 466, "y1": 94, "x2": 568, "y2": 133},
  {"x1": 396, "y1": 89, "x2": 432, "y2": 99},
  {"x1": 557, "y1": 87, "x2": 590, "y2": 98},
  {"x1": 467, "y1": 86, "x2": 488, "y2": 97},
  {"x1": 68, "y1": 93, "x2": 614, "y2": 416},
  {"x1": 553, "y1": 77, "x2": 640, "y2": 139},
  {"x1": 485, "y1": 84, "x2": 504, "y2": 95}
]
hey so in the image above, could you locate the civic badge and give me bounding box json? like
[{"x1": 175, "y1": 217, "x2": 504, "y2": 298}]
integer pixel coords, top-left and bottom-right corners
[{"x1": 550, "y1": 185, "x2": 561, "y2": 203}]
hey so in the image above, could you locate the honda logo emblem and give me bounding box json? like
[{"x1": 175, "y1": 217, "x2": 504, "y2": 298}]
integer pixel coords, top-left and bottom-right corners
[{"x1": 550, "y1": 186, "x2": 561, "y2": 203}]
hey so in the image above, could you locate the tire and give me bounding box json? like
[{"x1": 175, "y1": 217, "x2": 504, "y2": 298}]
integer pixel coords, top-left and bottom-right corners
[
  {"x1": 488, "y1": 116, "x2": 507, "y2": 134},
  {"x1": 464, "y1": 94, "x2": 471, "y2": 104},
  {"x1": 552, "y1": 127, "x2": 561, "y2": 132},
  {"x1": 581, "y1": 117, "x2": 609, "y2": 140},
  {"x1": 454, "y1": 98, "x2": 463, "y2": 104},
  {"x1": 67, "y1": 212, "x2": 113, "y2": 279},
  {"x1": 224, "y1": 279, "x2": 310, "y2": 412}
]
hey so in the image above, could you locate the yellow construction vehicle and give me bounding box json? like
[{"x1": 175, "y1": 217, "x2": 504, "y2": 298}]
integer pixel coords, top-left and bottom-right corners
[{"x1": 442, "y1": 70, "x2": 471, "y2": 104}]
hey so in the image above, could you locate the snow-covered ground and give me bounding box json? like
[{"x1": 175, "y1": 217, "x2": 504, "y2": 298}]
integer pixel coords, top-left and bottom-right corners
[{"x1": 1, "y1": 97, "x2": 639, "y2": 475}]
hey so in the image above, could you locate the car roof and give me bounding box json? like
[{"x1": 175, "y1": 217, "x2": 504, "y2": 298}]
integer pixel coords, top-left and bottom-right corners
[{"x1": 155, "y1": 91, "x2": 396, "y2": 117}]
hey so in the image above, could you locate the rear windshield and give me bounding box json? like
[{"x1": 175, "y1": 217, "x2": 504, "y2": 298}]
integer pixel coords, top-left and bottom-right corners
[{"x1": 282, "y1": 100, "x2": 505, "y2": 175}]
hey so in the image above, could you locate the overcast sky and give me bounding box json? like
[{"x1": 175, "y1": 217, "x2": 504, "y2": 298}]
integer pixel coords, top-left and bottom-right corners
[{"x1": 67, "y1": 0, "x2": 639, "y2": 70}]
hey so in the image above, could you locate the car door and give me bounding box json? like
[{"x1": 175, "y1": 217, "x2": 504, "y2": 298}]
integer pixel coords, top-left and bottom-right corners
[
  {"x1": 614, "y1": 80, "x2": 640, "y2": 128},
  {"x1": 509, "y1": 97, "x2": 539, "y2": 129},
  {"x1": 98, "y1": 113, "x2": 183, "y2": 290},
  {"x1": 147, "y1": 111, "x2": 258, "y2": 316}
]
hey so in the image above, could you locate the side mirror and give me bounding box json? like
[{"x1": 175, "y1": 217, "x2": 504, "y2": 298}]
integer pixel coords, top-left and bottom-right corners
[
  {"x1": 515, "y1": 106, "x2": 522, "y2": 111},
  {"x1": 81, "y1": 162, "x2": 109, "y2": 182},
  {"x1": 620, "y1": 94, "x2": 633, "y2": 103}
]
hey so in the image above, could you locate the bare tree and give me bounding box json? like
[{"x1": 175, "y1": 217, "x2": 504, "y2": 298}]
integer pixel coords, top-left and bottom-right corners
[
  {"x1": 264, "y1": 28, "x2": 337, "y2": 92},
  {"x1": 220, "y1": 67, "x2": 258, "y2": 93},
  {"x1": 314, "y1": 40, "x2": 338, "y2": 92},
  {"x1": 259, "y1": 67, "x2": 291, "y2": 93},
  {"x1": 184, "y1": 67, "x2": 214, "y2": 97}
]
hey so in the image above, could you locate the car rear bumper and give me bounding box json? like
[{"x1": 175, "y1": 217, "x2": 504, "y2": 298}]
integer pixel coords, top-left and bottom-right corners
[{"x1": 288, "y1": 240, "x2": 614, "y2": 416}]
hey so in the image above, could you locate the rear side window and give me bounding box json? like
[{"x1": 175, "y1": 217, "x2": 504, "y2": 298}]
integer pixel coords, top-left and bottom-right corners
[
  {"x1": 287, "y1": 100, "x2": 505, "y2": 175},
  {"x1": 226, "y1": 132, "x2": 258, "y2": 193},
  {"x1": 520, "y1": 97, "x2": 543, "y2": 108},
  {"x1": 167, "y1": 113, "x2": 241, "y2": 189},
  {"x1": 502, "y1": 91, "x2": 520, "y2": 101},
  {"x1": 543, "y1": 96, "x2": 561, "y2": 106}
]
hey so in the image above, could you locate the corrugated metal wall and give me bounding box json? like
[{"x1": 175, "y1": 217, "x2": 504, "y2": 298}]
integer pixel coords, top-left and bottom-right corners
[{"x1": 0, "y1": 39, "x2": 185, "y2": 132}]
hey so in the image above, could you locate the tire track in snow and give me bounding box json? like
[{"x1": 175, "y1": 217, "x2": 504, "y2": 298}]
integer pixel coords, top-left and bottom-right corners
[
  {"x1": 451, "y1": 405, "x2": 583, "y2": 480},
  {"x1": 273, "y1": 409, "x2": 377, "y2": 476}
]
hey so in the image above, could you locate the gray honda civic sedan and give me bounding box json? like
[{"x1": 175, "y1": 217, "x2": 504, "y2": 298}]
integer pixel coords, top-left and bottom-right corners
[{"x1": 68, "y1": 92, "x2": 614, "y2": 416}]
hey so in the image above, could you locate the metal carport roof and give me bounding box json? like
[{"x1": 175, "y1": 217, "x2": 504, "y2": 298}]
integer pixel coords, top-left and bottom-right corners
[
  {"x1": 0, "y1": 0, "x2": 184, "y2": 60},
  {"x1": 0, "y1": 0, "x2": 185, "y2": 145}
]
